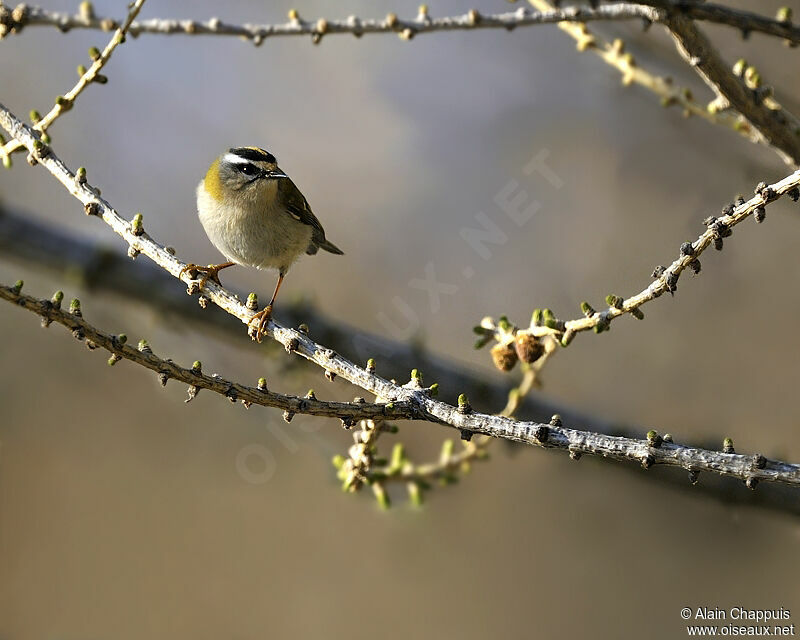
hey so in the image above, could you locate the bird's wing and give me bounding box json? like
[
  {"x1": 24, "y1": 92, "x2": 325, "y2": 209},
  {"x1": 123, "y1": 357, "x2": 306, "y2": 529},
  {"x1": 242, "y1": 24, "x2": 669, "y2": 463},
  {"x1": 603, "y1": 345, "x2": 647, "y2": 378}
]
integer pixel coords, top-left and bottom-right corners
[{"x1": 277, "y1": 176, "x2": 327, "y2": 245}]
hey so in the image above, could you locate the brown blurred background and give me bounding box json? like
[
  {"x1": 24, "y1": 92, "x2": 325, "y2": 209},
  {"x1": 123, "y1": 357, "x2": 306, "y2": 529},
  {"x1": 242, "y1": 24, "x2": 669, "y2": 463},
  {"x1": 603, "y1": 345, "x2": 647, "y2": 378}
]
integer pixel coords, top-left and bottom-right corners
[{"x1": 1, "y1": 0, "x2": 800, "y2": 638}]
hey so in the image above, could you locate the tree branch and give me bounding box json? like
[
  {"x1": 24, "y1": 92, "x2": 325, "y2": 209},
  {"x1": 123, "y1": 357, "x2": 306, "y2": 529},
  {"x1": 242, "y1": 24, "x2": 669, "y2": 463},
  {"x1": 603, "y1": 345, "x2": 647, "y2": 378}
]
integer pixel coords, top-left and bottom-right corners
[
  {"x1": 2, "y1": 102, "x2": 800, "y2": 490},
  {"x1": 641, "y1": 1, "x2": 800, "y2": 45},
  {"x1": 7, "y1": 2, "x2": 799, "y2": 46},
  {"x1": 662, "y1": 12, "x2": 800, "y2": 166},
  {"x1": 0, "y1": 0, "x2": 145, "y2": 162},
  {"x1": 524, "y1": 0, "x2": 774, "y2": 160},
  {"x1": 493, "y1": 170, "x2": 799, "y2": 344},
  {"x1": 0, "y1": 281, "x2": 420, "y2": 422},
  {"x1": 0, "y1": 3, "x2": 661, "y2": 42}
]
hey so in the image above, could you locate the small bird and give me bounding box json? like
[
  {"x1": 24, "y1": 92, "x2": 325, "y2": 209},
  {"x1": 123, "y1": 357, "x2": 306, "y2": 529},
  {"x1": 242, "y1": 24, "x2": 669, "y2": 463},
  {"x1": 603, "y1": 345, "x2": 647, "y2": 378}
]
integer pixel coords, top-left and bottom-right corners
[{"x1": 182, "y1": 146, "x2": 343, "y2": 342}]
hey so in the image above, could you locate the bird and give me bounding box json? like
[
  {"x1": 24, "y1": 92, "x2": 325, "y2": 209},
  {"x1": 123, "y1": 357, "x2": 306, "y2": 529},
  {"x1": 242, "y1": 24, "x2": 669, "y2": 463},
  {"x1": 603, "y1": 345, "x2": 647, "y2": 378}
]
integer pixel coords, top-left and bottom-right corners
[{"x1": 182, "y1": 146, "x2": 343, "y2": 342}]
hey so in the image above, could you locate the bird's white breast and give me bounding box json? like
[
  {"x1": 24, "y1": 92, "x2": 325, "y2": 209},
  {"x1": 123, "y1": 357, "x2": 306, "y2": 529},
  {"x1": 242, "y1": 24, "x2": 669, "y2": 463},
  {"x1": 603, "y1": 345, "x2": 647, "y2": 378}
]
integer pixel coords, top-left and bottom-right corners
[{"x1": 196, "y1": 179, "x2": 312, "y2": 272}]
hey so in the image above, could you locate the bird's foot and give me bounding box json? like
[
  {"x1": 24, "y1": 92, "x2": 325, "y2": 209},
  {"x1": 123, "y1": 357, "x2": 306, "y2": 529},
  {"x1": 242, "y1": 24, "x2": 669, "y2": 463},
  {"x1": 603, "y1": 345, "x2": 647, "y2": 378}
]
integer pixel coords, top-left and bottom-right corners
[
  {"x1": 180, "y1": 262, "x2": 234, "y2": 290},
  {"x1": 248, "y1": 305, "x2": 273, "y2": 343}
]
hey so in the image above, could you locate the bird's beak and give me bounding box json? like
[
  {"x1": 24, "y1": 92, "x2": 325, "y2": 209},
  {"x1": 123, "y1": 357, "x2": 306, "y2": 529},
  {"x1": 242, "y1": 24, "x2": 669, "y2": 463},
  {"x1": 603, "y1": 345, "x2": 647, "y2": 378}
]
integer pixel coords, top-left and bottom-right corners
[{"x1": 265, "y1": 170, "x2": 288, "y2": 180}]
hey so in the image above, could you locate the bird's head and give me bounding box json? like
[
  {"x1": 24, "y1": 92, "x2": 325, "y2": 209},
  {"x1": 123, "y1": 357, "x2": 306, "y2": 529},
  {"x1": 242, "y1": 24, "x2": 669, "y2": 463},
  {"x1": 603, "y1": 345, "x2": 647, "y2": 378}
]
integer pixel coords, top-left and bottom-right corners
[{"x1": 204, "y1": 146, "x2": 288, "y2": 203}]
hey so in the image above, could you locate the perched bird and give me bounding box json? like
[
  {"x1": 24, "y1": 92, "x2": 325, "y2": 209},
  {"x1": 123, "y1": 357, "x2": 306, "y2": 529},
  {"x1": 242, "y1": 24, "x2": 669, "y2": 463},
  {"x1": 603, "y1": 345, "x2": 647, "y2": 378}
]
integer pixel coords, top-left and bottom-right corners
[{"x1": 182, "y1": 146, "x2": 343, "y2": 341}]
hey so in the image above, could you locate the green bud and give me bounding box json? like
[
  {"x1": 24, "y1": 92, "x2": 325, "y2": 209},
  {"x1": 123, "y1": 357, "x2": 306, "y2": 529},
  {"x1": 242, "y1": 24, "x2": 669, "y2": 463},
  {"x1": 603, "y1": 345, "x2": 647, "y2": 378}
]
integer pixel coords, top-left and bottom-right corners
[
  {"x1": 11, "y1": 279, "x2": 23, "y2": 294},
  {"x1": 372, "y1": 482, "x2": 390, "y2": 509},
  {"x1": 131, "y1": 212, "x2": 143, "y2": 235},
  {"x1": 77, "y1": 64, "x2": 87, "y2": 76},
  {"x1": 69, "y1": 298, "x2": 81, "y2": 314},
  {"x1": 29, "y1": 109, "x2": 41, "y2": 123},
  {"x1": 257, "y1": 377, "x2": 268, "y2": 391},
  {"x1": 776, "y1": 6, "x2": 792, "y2": 22},
  {"x1": 390, "y1": 443, "x2": 405, "y2": 471},
  {"x1": 531, "y1": 308, "x2": 543, "y2": 326},
  {"x1": 429, "y1": 382, "x2": 439, "y2": 396},
  {"x1": 410, "y1": 368, "x2": 423, "y2": 383},
  {"x1": 51, "y1": 290, "x2": 64, "y2": 307},
  {"x1": 88, "y1": 46, "x2": 101, "y2": 60},
  {"x1": 440, "y1": 439, "x2": 454, "y2": 463},
  {"x1": 2, "y1": 155, "x2": 11, "y2": 170},
  {"x1": 407, "y1": 481, "x2": 423, "y2": 506},
  {"x1": 332, "y1": 454, "x2": 345, "y2": 469},
  {"x1": 732, "y1": 58, "x2": 747, "y2": 77},
  {"x1": 192, "y1": 360, "x2": 202, "y2": 373}
]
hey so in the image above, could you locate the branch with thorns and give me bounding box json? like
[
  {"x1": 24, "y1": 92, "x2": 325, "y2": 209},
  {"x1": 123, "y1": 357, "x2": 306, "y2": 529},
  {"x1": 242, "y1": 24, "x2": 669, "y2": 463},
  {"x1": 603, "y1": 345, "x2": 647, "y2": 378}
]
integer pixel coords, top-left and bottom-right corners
[
  {"x1": 3, "y1": 100, "x2": 800, "y2": 491},
  {"x1": 4, "y1": 2, "x2": 798, "y2": 46},
  {"x1": 478, "y1": 170, "x2": 800, "y2": 363},
  {"x1": 0, "y1": 0, "x2": 145, "y2": 164}
]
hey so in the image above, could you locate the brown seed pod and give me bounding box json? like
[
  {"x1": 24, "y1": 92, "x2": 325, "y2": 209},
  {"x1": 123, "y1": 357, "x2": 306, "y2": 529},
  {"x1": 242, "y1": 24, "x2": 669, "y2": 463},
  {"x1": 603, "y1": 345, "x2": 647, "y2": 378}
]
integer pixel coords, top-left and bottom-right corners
[
  {"x1": 513, "y1": 333, "x2": 545, "y2": 364},
  {"x1": 491, "y1": 341, "x2": 518, "y2": 372}
]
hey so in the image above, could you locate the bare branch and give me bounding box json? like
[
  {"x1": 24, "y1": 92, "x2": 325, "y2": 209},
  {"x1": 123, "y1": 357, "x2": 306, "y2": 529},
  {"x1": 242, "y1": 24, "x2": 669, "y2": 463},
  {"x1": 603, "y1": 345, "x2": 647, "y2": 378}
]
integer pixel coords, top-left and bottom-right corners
[
  {"x1": 0, "y1": 0, "x2": 145, "y2": 162},
  {"x1": 641, "y1": 1, "x2": 800, "y2": 45},
  {"x1": 525, "y1": 1, "x2": 770, "y2": 158},
  {"x1": 1, "y1": 102, "x2": 799, "y2": 489},
  {"x1": 1, "y1": 3, "x2": 660, "y2": 42},
  {"x1": 0, "y1": 281, "x2": 417, "y2": 423},
  {"x1": 8, "y1": 2, "x2": 799, "y2": 46},
  {"x1": 0, "y1": 205, "x2": 594, "y2": 429},
  {"x1": 662, "y1": 13, "x2": 800, "y2": 166},
  {"x1": 498, "y1": 170, "x2": 800, "y2": 341}
]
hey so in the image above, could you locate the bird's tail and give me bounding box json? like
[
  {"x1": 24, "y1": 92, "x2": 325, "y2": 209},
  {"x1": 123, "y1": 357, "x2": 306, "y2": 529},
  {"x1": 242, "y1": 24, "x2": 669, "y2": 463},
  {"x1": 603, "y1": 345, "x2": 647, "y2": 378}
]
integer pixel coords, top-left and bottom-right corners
[{"x1": 319, "y1": 238, "x2": 344, "y2": 255}]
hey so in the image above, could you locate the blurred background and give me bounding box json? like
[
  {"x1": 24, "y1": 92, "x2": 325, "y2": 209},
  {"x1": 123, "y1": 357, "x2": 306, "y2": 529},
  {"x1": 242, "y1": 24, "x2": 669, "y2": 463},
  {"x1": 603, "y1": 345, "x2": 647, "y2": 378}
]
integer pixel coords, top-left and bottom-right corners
[{"x1": 1, "y1": 0, "x2": 800, "y2": 637}]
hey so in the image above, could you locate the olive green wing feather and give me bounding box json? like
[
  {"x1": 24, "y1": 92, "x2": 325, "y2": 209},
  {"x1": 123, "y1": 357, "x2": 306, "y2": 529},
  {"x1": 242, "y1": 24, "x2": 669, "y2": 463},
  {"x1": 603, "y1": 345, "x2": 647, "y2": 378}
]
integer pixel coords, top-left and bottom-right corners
[{"x1": 277, "y1": 177, "x2": 344, "y2": 255}]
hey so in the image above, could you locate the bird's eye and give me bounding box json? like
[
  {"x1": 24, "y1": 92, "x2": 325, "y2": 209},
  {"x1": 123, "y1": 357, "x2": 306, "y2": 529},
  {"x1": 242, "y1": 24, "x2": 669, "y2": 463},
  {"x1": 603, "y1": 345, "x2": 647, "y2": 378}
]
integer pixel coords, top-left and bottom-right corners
[{"x1": 239, "y1": 163, "x2": 257, "y2": 175}]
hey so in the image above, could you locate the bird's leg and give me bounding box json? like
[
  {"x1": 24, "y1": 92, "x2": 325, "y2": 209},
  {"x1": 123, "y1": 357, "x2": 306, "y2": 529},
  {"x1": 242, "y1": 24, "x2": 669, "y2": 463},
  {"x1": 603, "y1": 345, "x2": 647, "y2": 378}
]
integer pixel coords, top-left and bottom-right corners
[
  {"x1": 248, "y1": 272, "x2": 285, "y2": 343},
  {"x1": 180, "y1": 262, "x2": 235, "y2": 289}
]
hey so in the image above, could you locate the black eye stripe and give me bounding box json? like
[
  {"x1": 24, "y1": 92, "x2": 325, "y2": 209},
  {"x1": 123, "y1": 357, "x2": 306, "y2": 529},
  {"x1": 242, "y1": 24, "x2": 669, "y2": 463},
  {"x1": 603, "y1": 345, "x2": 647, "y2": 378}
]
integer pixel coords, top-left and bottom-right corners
[{"x1": 237, "y1": 163, "x2": 258, "y2": 175}]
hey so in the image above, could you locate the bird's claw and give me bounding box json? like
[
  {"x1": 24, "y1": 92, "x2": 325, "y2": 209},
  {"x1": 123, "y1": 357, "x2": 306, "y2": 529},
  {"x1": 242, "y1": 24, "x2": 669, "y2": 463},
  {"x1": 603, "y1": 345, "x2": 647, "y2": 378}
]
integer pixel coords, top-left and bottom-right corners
[
  {"x1": 180, "y1": 263, "x2": 229, "y2": 290},
  {"x1": 248, "y1": 305, "x2": 273, "y2": 343}
]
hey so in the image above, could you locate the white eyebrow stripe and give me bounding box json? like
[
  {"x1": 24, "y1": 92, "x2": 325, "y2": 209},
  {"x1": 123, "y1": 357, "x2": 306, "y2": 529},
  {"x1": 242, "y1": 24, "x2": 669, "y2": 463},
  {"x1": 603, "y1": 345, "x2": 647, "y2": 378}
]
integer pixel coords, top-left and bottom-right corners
[{"x1": 223, "y1": 153, "x2": 255, "y2": 165}]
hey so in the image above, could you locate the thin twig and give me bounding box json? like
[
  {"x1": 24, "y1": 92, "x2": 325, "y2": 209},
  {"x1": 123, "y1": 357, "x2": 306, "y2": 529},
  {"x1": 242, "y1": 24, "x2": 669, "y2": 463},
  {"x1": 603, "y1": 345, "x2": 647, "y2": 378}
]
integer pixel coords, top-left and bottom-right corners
[
  {"x1": 2, "y1": 102, "x2": 800, "y2": 488},
  {"x1": 0, "y1": 0, "x2": 145, "y2": 161},
  {"x1": 7, "y1": 2, "x2": 799, "y2": 46},
  {"x1": 0, "y1": 282, "x2": 417, "y2": 422},
  {"x1": 524, "y1": 0, "x2": 767, "y2": 157},
  {"x1": 0, "y1": 3, "x2": 658, "y2": 41},
  {"x1": 641, "y1": 1, "x2": 800, "y2": 45},
  {"x1": 505, "y1": 170, "x2": 800, "y2": 341},
  {"x1": 662, "y1": 12, "x2": 800, "y2": 166}
]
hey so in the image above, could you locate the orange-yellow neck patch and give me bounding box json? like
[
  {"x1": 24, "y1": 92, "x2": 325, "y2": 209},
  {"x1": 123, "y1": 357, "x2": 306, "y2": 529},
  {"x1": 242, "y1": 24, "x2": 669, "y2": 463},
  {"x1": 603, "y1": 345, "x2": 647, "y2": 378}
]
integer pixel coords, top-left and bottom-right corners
[{"x1": 204, "y1": 158, "x2": 223, "y2": 202}]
